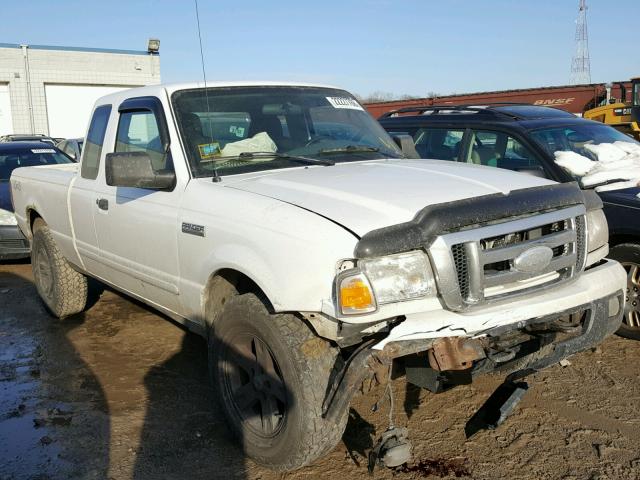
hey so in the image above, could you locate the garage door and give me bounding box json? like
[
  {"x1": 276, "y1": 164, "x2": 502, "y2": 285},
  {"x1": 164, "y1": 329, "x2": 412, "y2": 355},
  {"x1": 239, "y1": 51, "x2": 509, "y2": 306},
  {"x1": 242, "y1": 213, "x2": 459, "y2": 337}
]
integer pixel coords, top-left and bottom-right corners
[
  {"x1": 45, "y1": 84, "x2": 130, "y2": 138},
  {"x1": 0, "y1": 85, "x2": 12, "y2": 136}
]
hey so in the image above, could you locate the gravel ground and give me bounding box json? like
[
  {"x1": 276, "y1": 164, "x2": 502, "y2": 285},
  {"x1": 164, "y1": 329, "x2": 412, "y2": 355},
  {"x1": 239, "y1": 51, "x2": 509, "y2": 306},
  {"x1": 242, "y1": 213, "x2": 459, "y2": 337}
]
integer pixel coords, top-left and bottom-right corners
[{"x1": 1, "y1": 261, "x2": 639, "y2": 480}]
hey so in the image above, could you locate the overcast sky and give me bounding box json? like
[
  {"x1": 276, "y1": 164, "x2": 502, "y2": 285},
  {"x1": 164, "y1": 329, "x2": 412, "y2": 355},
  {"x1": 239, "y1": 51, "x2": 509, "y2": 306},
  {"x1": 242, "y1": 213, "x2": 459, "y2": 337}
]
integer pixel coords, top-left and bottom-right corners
[{"x1": 3, "y1": 0, "x2": 639, "y2": 97}]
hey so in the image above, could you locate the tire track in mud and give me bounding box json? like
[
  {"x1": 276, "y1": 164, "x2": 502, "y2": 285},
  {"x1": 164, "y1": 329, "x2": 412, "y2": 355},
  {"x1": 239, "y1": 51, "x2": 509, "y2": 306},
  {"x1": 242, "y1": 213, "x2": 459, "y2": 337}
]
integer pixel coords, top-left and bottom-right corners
[{"x1": 523, "y1": 397, "x2": 640, "y2": 440}]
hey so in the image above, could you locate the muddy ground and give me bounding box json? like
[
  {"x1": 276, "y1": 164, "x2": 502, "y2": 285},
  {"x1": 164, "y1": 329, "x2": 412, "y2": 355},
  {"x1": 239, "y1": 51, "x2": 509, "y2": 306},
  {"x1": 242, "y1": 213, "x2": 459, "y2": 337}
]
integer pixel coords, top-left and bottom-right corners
[{"x1": 1, "y1": 261, "x2": 639, "y2": 480}]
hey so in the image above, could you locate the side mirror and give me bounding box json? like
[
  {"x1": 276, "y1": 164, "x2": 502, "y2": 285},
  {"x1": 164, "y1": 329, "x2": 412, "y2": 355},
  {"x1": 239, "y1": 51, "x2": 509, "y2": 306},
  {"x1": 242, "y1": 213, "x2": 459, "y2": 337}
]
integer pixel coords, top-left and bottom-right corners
[
  {"x1": 105, "y1": 151, "x2": 175, "y2": 190},
  {"x1": 391, "y1": 134, "x2": 420, "y2": 159}
]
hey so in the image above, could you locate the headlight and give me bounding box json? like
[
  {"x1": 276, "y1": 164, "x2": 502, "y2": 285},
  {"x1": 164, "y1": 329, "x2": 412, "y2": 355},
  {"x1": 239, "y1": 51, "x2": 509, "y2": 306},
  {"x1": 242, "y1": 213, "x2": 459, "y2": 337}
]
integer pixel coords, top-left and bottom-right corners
[
  {"x1": 337, "y1": 250, "x2": 435, "y2": 315},
  {"x1": 0, "y1": 209, "x2": 17, "y2": 226},
  {"x1": 586, "y1": 209, "x2": 608, "y2": 253}
]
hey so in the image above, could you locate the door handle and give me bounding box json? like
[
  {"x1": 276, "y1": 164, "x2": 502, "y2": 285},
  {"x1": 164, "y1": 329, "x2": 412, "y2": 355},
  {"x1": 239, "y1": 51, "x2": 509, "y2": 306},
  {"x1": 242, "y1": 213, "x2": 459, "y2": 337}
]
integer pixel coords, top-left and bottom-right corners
[{"x1": 96, "y1": 198, "x2": 109, "y2": 211}]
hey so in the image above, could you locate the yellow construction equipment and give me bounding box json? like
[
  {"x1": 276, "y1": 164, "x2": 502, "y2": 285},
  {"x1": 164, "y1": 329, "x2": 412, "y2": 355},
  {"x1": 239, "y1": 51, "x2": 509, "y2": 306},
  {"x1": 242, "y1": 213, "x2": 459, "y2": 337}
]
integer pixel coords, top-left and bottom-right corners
[{"x1": 583, "y1": 77, "x2": 640, "y2": 140}]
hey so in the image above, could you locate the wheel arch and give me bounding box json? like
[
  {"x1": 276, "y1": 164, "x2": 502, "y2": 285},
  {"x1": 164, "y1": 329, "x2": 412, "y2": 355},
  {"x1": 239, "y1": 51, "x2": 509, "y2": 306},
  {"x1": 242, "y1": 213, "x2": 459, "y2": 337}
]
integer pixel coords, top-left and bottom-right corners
[
  {"x1": 202, "y1": 268, "x2": 275, "y2": 333},
  {"x1": 26, "y1": 207, "x2": 43, "y2": 237}
]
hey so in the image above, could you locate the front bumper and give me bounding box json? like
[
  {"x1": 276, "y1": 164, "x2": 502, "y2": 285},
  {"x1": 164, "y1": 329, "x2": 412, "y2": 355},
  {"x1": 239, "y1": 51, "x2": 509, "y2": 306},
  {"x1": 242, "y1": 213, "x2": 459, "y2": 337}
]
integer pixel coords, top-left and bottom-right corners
[
  {"x1": 0, "y1": 225, "x2": 30, "y2": 260},
  {"x1": 487, "y1": 289, "x2": 623, "y2": 377},
  {"x1": 373, "y1": 259, "x2": 625, "y2": 349},
  {"x1": 398, "y1": 288, "x2": 623, "y2": 396}
]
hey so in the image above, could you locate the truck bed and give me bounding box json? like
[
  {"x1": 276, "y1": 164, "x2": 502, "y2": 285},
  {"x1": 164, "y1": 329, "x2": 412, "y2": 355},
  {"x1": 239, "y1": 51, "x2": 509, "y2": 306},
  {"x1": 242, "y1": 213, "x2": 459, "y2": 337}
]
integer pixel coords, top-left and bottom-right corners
[{"x1": 11, "y1": 163, "x2": 80, "y2": 265}]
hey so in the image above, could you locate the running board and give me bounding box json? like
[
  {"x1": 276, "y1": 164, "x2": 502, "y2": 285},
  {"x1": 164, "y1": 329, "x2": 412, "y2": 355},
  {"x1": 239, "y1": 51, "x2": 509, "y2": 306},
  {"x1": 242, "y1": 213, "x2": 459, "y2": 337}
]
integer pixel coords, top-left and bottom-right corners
[{"x1": 465, "y1": 380, "x2": 529, "y2": 438}]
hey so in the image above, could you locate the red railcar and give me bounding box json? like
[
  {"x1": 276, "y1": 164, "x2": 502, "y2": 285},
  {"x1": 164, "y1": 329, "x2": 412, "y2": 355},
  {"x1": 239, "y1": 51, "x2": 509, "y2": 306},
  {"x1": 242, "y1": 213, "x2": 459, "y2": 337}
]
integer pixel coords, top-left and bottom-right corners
[{"x1": 364, "y1": 82, "x2": 632, "y2": 119}]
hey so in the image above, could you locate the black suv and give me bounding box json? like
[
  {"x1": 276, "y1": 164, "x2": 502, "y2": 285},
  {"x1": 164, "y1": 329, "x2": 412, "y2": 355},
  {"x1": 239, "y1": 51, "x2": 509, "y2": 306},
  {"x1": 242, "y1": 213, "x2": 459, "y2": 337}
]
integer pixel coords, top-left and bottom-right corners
[{"x1": 379, "y1": 104, "x2": 640, "y2": 340}]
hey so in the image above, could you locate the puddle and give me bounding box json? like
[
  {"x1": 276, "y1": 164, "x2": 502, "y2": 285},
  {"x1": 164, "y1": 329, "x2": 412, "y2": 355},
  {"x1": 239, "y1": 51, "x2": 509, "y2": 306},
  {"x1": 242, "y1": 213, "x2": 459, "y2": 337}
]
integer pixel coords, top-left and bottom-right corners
[
  {"x1": 0, "y1": 412, "x2": 71, "y2": 477},
  {"x1": 0, "y1": 284, "x2": 73, "y2": 478}
]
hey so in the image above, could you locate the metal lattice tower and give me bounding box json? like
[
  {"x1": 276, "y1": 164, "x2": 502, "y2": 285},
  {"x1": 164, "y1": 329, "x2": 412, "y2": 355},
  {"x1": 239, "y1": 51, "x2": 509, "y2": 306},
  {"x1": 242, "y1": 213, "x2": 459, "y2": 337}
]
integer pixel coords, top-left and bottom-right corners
[{"x1": 570, "y1": 0, "x2": 591, "y2": 85}]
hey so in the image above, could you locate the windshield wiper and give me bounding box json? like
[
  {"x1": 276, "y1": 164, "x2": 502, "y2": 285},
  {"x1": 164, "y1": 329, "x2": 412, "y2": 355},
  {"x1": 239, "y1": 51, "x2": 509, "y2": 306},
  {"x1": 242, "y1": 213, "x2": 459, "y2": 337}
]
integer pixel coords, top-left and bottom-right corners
[
  {"x1": 204, "y1": 151, "x2": 334, "y2": 181},
  {"x1": 583, "y1": 178, "x2": 638, "y2": 189},
  {"x1": 317, "y1": 145, "x2": 380, "y2": 155},
  {"x1": 231, "y1": 151, "x2": 335, "y2": 166}
]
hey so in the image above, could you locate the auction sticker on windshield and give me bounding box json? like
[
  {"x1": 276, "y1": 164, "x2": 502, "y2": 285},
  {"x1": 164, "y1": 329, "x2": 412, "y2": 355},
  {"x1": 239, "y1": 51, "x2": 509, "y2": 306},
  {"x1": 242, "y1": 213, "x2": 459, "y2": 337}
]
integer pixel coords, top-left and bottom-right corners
[
  {"x1": 326, "y1": 96, "x2": 364, "y2": 111},
  {"x1": 31, "y1": 149, "x2": 56, "y2": 154},
  {"x1": 198, "y1": 142, "x2": 221, "y2": 160}
]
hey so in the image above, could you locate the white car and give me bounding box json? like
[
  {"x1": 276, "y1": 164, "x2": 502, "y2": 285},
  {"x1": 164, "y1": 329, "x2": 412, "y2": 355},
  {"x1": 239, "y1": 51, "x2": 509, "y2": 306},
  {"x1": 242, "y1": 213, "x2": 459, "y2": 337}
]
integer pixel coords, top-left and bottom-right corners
[{"x1": 10, "y1": 82, "x2": 626, "y2": 471}]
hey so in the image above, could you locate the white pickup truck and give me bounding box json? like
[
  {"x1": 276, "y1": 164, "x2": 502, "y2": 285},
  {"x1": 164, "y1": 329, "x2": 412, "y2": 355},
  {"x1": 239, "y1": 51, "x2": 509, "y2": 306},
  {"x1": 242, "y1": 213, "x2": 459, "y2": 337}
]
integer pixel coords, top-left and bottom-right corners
[{"x1": 10, "y1": 82, "x2": 626, "y2": 471}]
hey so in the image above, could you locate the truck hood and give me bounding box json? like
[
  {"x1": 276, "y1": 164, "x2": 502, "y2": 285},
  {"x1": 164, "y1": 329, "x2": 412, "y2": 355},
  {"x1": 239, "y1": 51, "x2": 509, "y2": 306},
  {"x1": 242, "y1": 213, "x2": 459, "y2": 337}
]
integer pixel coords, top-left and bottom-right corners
[{"x1": 225, "y1": 160, "x2": 555, "y2": 236}]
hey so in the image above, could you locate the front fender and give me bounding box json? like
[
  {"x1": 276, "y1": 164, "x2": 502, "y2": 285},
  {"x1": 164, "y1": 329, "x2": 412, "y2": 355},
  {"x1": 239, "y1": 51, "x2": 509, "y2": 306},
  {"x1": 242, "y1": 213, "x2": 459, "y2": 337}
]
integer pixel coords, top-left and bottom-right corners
[{"x1": 177, "y1": 182, "x2": 359, "y2": 323}]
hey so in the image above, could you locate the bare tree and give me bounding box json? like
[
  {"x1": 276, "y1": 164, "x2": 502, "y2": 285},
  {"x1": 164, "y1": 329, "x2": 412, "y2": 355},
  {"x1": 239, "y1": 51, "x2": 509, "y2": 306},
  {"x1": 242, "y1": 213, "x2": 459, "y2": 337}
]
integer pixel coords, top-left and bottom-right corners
[{"x1": 356, "y1": 91, "x2": 440, "y2": 104}]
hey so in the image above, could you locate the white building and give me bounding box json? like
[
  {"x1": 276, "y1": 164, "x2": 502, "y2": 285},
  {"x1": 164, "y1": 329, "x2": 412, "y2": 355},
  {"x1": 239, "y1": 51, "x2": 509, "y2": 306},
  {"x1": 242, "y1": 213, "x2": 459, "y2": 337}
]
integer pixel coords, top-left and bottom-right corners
[{"x1": 0, "y1": 42, "x2": 161, "y2": 138}]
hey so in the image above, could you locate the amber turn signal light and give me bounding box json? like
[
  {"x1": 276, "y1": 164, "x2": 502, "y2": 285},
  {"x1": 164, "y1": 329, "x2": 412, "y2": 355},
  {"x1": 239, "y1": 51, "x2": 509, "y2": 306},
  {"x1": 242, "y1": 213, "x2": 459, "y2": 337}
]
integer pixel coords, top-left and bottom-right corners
[{"x1": 338, "y1": 274, "x2": 376, "y2": 315}]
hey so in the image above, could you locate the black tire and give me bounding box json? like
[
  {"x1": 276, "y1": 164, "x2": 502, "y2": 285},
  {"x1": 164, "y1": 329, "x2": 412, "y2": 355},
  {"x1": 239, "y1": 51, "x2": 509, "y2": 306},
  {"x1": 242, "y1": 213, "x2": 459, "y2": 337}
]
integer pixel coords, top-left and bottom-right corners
[
  {"x1": 209, "y1": 293, "x2": 348, "y2": 471},
  {"x1": 31, "y1": 218, "x2": 88, "y2": 318},
  {"x1": 609, "y1": 243, "x2": 640, "y2": 340}
]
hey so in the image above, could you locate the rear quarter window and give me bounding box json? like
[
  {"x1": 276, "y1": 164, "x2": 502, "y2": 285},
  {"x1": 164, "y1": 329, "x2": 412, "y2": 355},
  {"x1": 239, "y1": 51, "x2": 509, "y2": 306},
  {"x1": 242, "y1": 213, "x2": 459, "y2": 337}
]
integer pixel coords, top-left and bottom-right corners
[{"x1": 82, "y1": 105, "x2": 112, "y2": 180}]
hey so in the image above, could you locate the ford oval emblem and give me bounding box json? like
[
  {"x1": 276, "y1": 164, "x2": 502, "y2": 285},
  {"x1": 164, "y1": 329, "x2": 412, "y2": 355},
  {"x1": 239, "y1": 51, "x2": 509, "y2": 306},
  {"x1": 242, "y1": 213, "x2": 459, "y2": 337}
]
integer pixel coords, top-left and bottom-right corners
[{"x1": 513, "y1": 245, "x2": 554, "y2": 273}]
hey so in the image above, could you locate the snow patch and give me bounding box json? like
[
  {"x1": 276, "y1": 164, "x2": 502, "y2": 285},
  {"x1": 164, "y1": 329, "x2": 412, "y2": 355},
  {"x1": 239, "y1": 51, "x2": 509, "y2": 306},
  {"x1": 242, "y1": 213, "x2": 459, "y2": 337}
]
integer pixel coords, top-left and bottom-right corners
[
  {"x1": 553, "y1": 141, "x2": 640, "y2": 197},
  {"x1": 554, "y1": 151, "x2": 595, "y2": 176}
]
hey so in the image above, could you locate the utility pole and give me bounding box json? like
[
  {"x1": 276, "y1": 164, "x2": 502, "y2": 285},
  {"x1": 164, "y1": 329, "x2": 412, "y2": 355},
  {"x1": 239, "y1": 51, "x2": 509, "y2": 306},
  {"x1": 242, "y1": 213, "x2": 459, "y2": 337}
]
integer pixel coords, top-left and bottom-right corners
[{"x1": 570, "y1": 0, "x2": 591, "y2": 85}]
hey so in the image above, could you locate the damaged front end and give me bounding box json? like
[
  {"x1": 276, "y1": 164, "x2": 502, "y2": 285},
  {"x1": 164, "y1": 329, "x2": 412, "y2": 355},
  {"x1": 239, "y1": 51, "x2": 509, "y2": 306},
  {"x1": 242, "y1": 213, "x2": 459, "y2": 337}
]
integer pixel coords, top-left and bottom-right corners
[
  {"x1": 320, "y1": 182, "x2": 626, "y2": 461},
  {"x1": 403, "y1": 295, "x2": 623, "y2": 394},
  {"x1": 323, "y1": 289, "x2": 623, "y2": 458}
]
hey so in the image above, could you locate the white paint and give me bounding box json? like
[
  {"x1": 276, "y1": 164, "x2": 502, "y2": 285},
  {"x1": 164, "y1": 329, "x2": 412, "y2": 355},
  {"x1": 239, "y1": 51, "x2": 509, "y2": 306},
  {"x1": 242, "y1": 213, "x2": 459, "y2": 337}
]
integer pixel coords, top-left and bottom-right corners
[
  {"x1": 44, "y1": 84, "x2": 129, "y2": 138},
  {"x1": 0, "y1": 84, "x2": 13, "y2": 135},
  {"x1": 226, "y1": 159, "x2": 554, "y2": 236}
]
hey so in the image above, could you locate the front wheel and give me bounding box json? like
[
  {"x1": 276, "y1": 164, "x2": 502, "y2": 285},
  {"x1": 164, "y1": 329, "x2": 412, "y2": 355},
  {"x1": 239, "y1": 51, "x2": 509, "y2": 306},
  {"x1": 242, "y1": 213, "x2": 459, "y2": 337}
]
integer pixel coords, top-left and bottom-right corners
[
  {"x1": 209, "y1": 293, "x2": 348, "y2": 471},
  {"x1": 609, "y1": 243, "x2": 640, "y2": 340}
]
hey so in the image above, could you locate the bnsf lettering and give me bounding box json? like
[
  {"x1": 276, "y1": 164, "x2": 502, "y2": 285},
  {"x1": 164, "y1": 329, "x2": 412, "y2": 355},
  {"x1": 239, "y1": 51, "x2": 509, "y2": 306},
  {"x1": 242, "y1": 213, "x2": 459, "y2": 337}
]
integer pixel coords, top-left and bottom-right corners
[{"x1": 533, "y1": 98, "x2": 575, "y2": 106}]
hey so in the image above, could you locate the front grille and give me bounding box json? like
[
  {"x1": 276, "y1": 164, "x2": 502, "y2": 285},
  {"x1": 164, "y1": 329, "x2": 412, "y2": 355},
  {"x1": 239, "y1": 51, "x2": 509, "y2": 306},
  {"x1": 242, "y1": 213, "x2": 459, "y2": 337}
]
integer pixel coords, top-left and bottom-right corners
[
  {"x1": 428, "y1": 205, "x2": 587, "y2": 311},
  {"x1": 451, "y1": 244, "x2": 469, "y2": 299},
  {"x1": 576, "y1": 214, "x2": 586, "y2": 269}
]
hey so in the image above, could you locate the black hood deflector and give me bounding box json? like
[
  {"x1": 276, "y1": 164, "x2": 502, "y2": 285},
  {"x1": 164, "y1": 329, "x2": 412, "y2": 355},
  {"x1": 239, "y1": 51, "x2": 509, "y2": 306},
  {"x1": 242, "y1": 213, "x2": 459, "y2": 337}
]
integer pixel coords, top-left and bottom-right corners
[{"x1": 355, "y1": 182, "x2": 599, "y2": 258}]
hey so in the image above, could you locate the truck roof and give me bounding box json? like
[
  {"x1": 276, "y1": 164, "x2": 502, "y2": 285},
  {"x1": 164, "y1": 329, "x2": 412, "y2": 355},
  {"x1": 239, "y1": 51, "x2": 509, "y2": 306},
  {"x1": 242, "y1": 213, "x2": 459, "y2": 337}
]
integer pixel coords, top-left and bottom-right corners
[{"x1": 94, "y1": 81, "x2": 343, "y2": 106}]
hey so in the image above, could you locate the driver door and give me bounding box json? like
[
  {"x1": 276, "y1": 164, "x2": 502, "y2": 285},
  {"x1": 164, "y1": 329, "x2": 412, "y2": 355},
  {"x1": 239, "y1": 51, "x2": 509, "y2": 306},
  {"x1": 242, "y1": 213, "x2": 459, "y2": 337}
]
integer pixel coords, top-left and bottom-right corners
[{"x1": 92, "y1": 96, "x2": 183, "y2": 314}]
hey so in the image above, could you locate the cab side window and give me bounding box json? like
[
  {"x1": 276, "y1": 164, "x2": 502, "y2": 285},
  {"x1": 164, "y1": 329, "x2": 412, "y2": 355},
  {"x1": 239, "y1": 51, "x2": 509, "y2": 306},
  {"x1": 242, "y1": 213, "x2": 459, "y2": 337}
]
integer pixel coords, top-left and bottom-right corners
[
  {"x1": 115, "y1": 110, "x2": 169, "y2": 171},
  {"x1": 413, "y1": 128, "x2": 464, "y2": 160},
  {"x1": 466, "y1": 129, "x2": 547, "y2": 177},
  {"x1": 82, "y1": 105, "x2": 112, "y2": 179}
]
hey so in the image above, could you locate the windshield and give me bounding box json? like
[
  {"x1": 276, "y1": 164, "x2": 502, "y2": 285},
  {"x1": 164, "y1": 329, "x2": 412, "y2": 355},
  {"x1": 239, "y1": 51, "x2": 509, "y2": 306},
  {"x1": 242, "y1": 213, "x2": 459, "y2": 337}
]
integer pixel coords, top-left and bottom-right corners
[
  {"x1": 529, "y1": 122, "x2": 639, "y2": 159},
  {"x1": 634, "y1": 81, "x2": 640, "y2": 107},
  {"x1": 530, "y1": 123, "x2": 640, "y2": 189},
  {"x1": 0, "y1": 147, "x2": 72, "y2": 181},
  {"x1": 172, "y1": 86, "x2": 402, "y2": 178}
]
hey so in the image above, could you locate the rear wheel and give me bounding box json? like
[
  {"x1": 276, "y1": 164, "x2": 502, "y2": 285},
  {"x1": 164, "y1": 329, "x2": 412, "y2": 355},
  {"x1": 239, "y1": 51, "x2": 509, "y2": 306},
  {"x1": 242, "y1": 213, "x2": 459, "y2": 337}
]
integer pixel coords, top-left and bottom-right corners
[
  {"x1": 609, "y1": 243, "x2": 640, "y2": 340},
  {"x1": 31, "y1": 218, "x2": 88, "y2": 318},
  {"x1": 209, "y1": 293, "x2": 348, "y2": 470}
]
